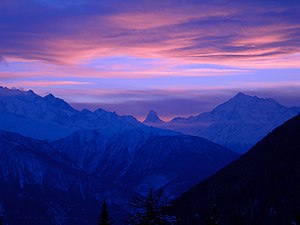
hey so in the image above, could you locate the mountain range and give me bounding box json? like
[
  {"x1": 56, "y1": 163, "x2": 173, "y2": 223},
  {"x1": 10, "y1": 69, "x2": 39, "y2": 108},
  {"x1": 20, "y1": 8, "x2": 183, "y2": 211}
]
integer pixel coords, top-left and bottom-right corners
[
  {"x1": 144, "y1": 92, "x2": 300, "y2": 153},
  {"x1": 1, "y1": 86, "x2": 299, "y2": 224},
  {"x1": 171, "y1": 112, "x2": 300, "y2": 225},
  {"x1": 0, "y1": 86, "x2": 145, "y2": 140},
  {"x1": 0, "y1": 86, "x2": 237, "y2": 224}
]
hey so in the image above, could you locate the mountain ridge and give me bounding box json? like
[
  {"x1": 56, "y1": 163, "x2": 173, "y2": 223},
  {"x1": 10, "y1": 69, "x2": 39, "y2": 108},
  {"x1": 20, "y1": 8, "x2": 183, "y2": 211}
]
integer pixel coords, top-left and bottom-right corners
[
  {"x1": 0, "y1": 87, "x2": 239, "y2": 223},
  {"x1": 148, "y1": 92, "x2": 300, "y2": 153},
  {"x1": 171, "y1": 112, "x2": 300, "y2": 225},
  {"x1": 0, "y1": 86, "x2": 149, "y2": 140}
]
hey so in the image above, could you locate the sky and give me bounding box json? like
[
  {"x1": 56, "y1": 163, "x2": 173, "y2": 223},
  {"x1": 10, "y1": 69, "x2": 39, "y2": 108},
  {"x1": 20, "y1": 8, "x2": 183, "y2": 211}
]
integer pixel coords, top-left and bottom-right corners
[{"x1": 0, "y1": 0, "x2": 300, "y2": 120}]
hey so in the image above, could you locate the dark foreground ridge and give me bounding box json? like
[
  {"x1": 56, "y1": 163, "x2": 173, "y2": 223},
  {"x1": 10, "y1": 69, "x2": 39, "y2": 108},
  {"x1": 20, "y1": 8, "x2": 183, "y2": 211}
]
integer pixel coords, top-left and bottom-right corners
[{"x1": 171, "y1": 113, "x2": 300, "y2": 225}]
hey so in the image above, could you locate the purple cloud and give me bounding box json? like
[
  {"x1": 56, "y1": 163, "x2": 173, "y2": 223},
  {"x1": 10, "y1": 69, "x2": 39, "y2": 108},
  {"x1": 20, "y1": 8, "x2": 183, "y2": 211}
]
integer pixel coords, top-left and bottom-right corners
[{"x1": 0, "y1": 0, "x2": 299, "y2": 67}]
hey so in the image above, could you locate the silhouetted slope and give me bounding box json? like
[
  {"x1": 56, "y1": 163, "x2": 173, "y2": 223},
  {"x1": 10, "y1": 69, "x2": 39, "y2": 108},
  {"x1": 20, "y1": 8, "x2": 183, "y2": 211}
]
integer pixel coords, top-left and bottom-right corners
[{"x1": 171, "y1": 113, "x2": 300, "y2": 225}]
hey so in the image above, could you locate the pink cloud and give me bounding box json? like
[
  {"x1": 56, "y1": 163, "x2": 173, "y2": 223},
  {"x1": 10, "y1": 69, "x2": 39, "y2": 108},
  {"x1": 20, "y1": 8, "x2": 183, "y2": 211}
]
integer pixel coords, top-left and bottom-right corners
[
  {"x1": 1, "y1": 80, "x2": 93, "y2": 88},
  {"x1": 1, "y1": 1, "x2": 299, "y2": 69}
]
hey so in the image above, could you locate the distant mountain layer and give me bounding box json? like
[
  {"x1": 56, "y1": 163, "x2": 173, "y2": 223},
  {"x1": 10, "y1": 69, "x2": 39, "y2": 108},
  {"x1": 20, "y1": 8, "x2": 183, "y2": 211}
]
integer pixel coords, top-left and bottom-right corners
[
  {"x1": 0, "y1": 87, "x2": 238, "y2": 224},
  {"x1": 171, "y1": 113, "x2": 300, "y2": 225},
  {"x1": 0, "y1": 86, "x2": 145, "y2": 140},
  {"x1": 146, "y1": 93, "x2": 300, "y2": 153}
]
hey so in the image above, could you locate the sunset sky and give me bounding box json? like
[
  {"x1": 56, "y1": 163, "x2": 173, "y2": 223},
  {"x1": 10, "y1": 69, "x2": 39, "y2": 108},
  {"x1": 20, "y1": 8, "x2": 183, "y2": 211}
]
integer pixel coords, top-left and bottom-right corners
[{"x1": 0, "y1": 0, "x2": 300, "y2": 120}]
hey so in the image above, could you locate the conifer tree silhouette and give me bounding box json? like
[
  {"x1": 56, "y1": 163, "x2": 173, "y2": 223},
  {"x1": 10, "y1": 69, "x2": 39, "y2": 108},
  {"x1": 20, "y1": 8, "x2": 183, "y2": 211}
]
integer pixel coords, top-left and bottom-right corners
[
  {"x1": 128, "y1": 189, "x2": 176, "y2": 225},
  {"x1": 98, "y1": 199, "x2": 114, "y2": 225}
]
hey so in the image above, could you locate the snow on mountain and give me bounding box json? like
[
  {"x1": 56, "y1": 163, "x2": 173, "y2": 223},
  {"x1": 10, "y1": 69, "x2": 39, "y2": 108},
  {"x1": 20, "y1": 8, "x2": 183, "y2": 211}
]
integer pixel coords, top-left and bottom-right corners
[
  {"x1": 152, "y1": 92, "x2": 300, "y2": 153},
  {"x1": 0, "y1": 87, "x2": 239, "y2": 223},
  {"x1": 0, "y1": 86, "x2": 149, "y2": 140},
  {"x1": 143, "y1": 110, "x2": 164, "y2": 123}
]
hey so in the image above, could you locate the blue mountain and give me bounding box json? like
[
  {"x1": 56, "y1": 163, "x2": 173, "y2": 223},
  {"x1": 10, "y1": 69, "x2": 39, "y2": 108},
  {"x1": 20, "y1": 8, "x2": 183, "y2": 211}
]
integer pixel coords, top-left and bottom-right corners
[
  {"x1": 149, "y1": 92, "x2": 300, "y2": 153},
  {"x1": 0, "y1": 87, "x2": 238, "y2": 224}
]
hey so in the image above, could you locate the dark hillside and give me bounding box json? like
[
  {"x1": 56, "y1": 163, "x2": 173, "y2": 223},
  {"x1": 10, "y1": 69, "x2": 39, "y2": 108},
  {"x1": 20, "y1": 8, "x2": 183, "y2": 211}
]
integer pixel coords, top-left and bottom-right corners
[{"x1": 171, "y1": 113, "x2": 300, "y2": 225}]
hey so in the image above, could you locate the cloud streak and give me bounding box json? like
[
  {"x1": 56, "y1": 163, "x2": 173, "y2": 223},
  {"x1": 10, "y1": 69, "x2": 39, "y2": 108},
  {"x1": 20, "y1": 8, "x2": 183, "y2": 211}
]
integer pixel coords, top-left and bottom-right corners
[
  {"x1": 1, "y1": 80, "x2": 93, "y2": 87},
  {"x1": 0, "y1": 0, "x2": 299, "y2": 68},
  {"x1": 1, "y1": 0, "x2": 300, "y2": 118}
]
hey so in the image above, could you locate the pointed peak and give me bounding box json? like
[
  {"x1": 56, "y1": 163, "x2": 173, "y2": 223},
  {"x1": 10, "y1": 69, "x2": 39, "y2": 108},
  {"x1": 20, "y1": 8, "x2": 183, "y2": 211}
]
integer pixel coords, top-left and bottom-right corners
[
  {"x1": 44, "y1": 93, "x2": 55, "y2": 99},
  {"x1": 44, "y1": 93, "x2": 62, "y2": 102},
  {"x1": 27, "y1": 89, "x2": 35, "y2": 95},
  {"x1": 236, "y1": 92, "x2": 246, "y2": 96},
  {"x1": 149, "y1": 110, "x2": 157, "y2": 115},
  {"x1": 45, "y1": 93, "x2": 54, "y2": 97},
  {"x1": 143, "y1": 110, "x2": 164, "y2": 123},
  {"x1": 43, "y1": 93, "x2": 76, "y2": 112},
  {"x1": 227, "y1": 92, "x2": 256, "y2": 103},
  {"x1": 232, "y1": 92, "x2": 250, "y2": 99}
]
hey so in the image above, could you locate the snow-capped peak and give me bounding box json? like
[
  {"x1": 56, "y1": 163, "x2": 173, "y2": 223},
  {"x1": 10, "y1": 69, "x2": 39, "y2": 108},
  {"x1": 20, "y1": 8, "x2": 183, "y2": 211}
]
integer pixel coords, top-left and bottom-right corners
[
  {"x1": 147, "y1": 92, "x2": 300, "y2": 153},
  {"x1": 228, "y1": 92, "x2": 257, "y2": 102},
  {"x1": 143, "y1": 110, "x2": 164, "y2": 123},
  {"x1": 211, "y1": 92, "x2": 283, "y2": 115},
  {"x1": 227, "y1": 92, "x2": 280, "y2": 105},
  {"x1": 0, "y1": 87, "x2": 168, "y2": 140},
  {"x1": 232, "y1": 92, "x2": 250, "y2": 99},
  {"x1": 43, "y1": 93, "x2": 75, "y2": 112}
]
